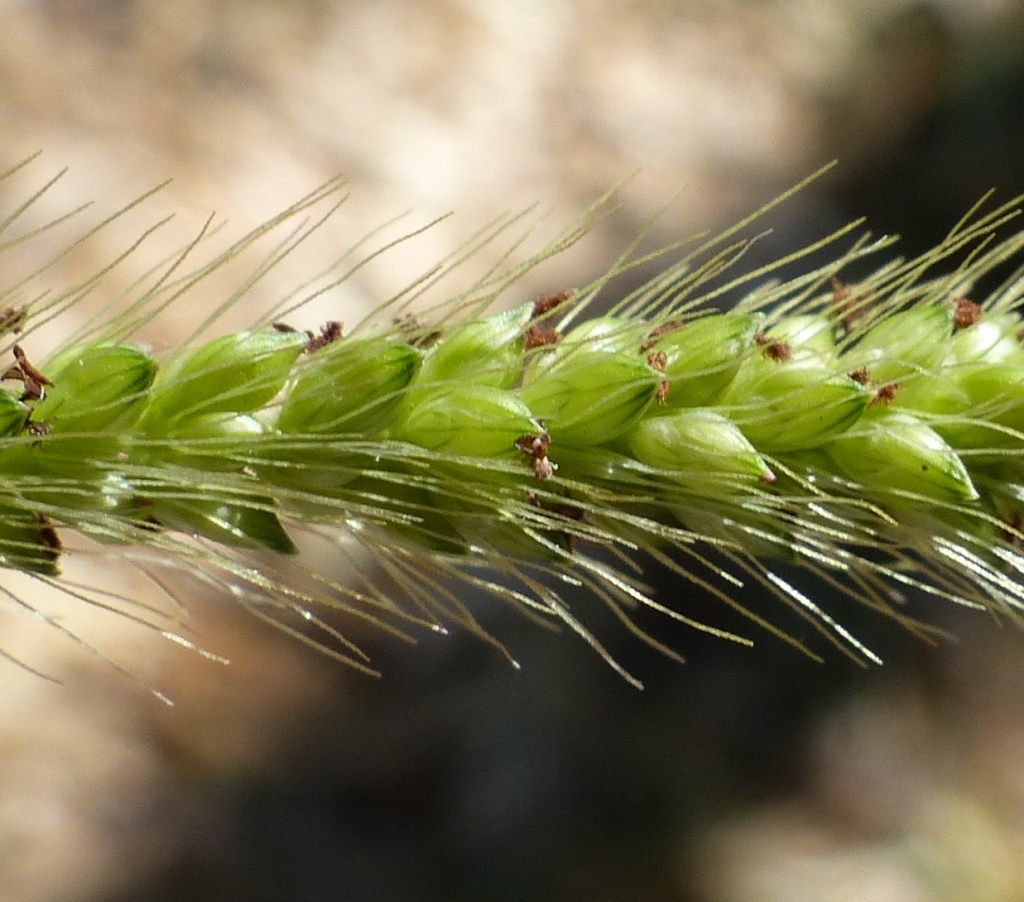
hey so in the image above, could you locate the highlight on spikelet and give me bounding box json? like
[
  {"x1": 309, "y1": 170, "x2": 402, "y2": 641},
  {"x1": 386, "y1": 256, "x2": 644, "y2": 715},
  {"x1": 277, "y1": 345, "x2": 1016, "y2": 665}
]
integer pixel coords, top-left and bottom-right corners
[{"x1": 3, "y1": 154, "x2": 1024, "y2": 695}]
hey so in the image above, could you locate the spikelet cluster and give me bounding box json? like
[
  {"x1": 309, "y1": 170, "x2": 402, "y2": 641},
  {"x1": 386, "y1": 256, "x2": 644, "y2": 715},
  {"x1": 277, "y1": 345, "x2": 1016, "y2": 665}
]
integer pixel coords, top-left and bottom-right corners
[{"x1": 4, "y1": 160, "x2": 1024, "y2": 688}]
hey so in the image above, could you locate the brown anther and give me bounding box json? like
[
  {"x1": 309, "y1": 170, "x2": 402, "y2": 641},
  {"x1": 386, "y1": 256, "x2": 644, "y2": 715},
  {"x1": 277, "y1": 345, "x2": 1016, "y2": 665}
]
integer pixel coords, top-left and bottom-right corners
[
  {"x1": 516, "y1": 430, "x2": 555, "y2": 480},
  {"x1": 831, "y1": 278, "x2": 875, "y2": 333},
  {"x1": 848, "y1": 367, "x2": 870, "y2": 385},
  {"x1": 127, "y1": 496, "x2": 162, "y2": 532},
  {"x1": 275, "y1": 320, "x2": 344, "y2": 353},
  {"x1": 307, "y1": 320, "x2": 343, "y2": 353},
  {"x1": 755, "y1": 333, "x2": 792, "y2": 362},
  {"x1": 831, "y1": 277, "x2": 849, "y2": 305},
  {"x1": 655, "y1": 379, "x2": 670, "y2": 404},
  {"x1": 0, "y1": 307, "x2": 27, "y2": 336},
  {"x1": 532, "y1": 290, "x2": 571, "y2": 319},
  {"x1": 952, "y1": 297, "x2": 982, "y2": 331},
  {"x1": 640, "y1": 319, "x2": 683, "y2": 352},
  {"x1": 523, "y1": 488, "x2": 584, "y2": 552},
  {"x1": 870, "y1": 383, "x2": 900, "y2": 406},
  {"x1": 646, "y1": 350, "x2": 670, "y2": 404},
  {"x1": 5, "y1": 346, "x2": 52, "y2": 401},
  {"x1": 524, "y1": 290, "x2": 571, "y2": 350},
  {"x1": 523, "y1": 324, "x2": 561, "y2": 350}
]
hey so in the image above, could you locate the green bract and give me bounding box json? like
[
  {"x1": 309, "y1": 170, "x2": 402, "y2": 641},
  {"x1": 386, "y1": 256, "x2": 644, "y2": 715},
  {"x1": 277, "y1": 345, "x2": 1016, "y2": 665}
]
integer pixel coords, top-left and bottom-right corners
[
  {"x1": 722, "y1": 360, "x2": 871, "y2": 452},
  {"x1": 949, "y1": 313, "x2": 1022, "y2": 365},
  {"x1": 144, "y1": 330, "x2": 306, "y2": 428},
  {"x1": 560, "y1": 315, "x2": 648, "y2": 354},
  {"x1": 847, "y1": 306, "x2": 953, "y2": 382},
  {"x1": 35, "y1": 344, "x2": 156, "y2": 433},
  {"x1": 827, "y1": 408, "x2": 978, "y2": 502},
  {"x1": 414, "y1": 303, "x2": 531, "y2": 391},
  {"x1": 765, "y1": 314, "x2": 837, "y2": 362},
  {"x1": 0, "y1": 391, "x2": 30, "y2": 437},
  {"x1": 390, "y1": 385, "x2": 540, "y2": 459},
  {"x1": 627, "y1": 408, "x2": 775, "y2": 487},
  {"x1": 521, "y1": 348, "x2": 660, "y2": 445},
  {"x1": 651, "y1": 312, "x2": 763, "y2": 407},
  {"x1": 138, "y1": 491, "x2": 298, "y2": 554},
  {"x1": 155, "y1": 413, "x2": 268, "y2": 472},
  {"x1": 277, "y1": 337, "x2": 421, "y2": 435}
]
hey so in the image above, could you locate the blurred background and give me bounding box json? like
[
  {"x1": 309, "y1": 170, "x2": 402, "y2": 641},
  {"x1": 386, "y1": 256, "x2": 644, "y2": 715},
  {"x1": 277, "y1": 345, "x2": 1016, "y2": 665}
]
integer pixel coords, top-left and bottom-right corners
[{"x1": 1, "y1": 0, "x2": 1024, "y2": 899}]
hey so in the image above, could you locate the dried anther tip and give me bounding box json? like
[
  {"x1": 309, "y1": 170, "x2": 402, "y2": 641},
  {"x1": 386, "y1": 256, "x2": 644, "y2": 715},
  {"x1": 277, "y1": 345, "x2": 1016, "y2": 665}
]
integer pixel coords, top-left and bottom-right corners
[
  {"x1": 755, "y1": 333, "x2": 792, "y2": 362},
  {"x1": 516, "y1": 431, "x2": 555, "y2": 479},
  {"x1": 1001, "y1": 512, "x2": 1023, "y2": 545},
  {"x1": 394, "y1": 314, "x2": 442, "y2": 348},
  {"x1": 531, "y1": 289, "x2": 572, "y2": 319},
  {"x1": 646, "y1": 350, "x2": 670, "y2": 404},
  {"x1": 4, "y1": 345, "x2": 52, "y2": 401},
  {"x1": 523, "y1": 324, "x2": 561, "y2": 350},
  {"x1": 831, "y1": 278, "x2": 875, "y2": 333},
  {"x1": 953, "y1": 297, "x2": 982, "y2": 331},
  {"x1": 870, "y1": 382, "x2": 900, "y2": 406},
  {"x1": 36, "y1": 513, "x2": 61, "y2": 553},
  {"x1": 640, "y1": 319, "x2": 683, "y2": 352},
  {"x1": 273, "y1": 320, "x2": 343, "y2": 353},
  {"x1": 307, "y1": 321, "x2": 343, "y2": 353}
]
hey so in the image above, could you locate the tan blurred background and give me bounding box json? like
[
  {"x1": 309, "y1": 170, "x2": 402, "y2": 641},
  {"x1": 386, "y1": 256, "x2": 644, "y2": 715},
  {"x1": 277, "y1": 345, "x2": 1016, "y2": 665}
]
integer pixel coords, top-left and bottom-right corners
[{"x1": 1, "y1": 1, "x2": 1024, "y2": 900}]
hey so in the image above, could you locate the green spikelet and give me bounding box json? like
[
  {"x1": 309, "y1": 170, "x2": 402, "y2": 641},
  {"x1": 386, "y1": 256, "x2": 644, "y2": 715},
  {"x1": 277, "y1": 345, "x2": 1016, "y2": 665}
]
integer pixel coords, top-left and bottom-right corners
[
  {"x1": 143, "y1": 330, "x2": 307, "y2": 428},
  {"x1": 4, "y1": 159, "x2": 1024, "y2": 691}
]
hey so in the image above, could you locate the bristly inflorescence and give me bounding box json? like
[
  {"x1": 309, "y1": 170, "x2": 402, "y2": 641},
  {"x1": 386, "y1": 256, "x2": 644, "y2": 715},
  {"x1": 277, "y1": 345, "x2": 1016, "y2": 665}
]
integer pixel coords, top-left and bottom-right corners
[{"x1": 3, "y1": 158, "x2": 1024, "y2": 691}]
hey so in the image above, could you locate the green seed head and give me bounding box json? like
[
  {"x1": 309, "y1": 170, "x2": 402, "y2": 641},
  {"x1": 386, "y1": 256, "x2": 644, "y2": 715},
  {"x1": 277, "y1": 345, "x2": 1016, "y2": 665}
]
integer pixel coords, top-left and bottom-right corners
[{"x1": 9, "y1": 171, "x2": 1024, "y2": 686}]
